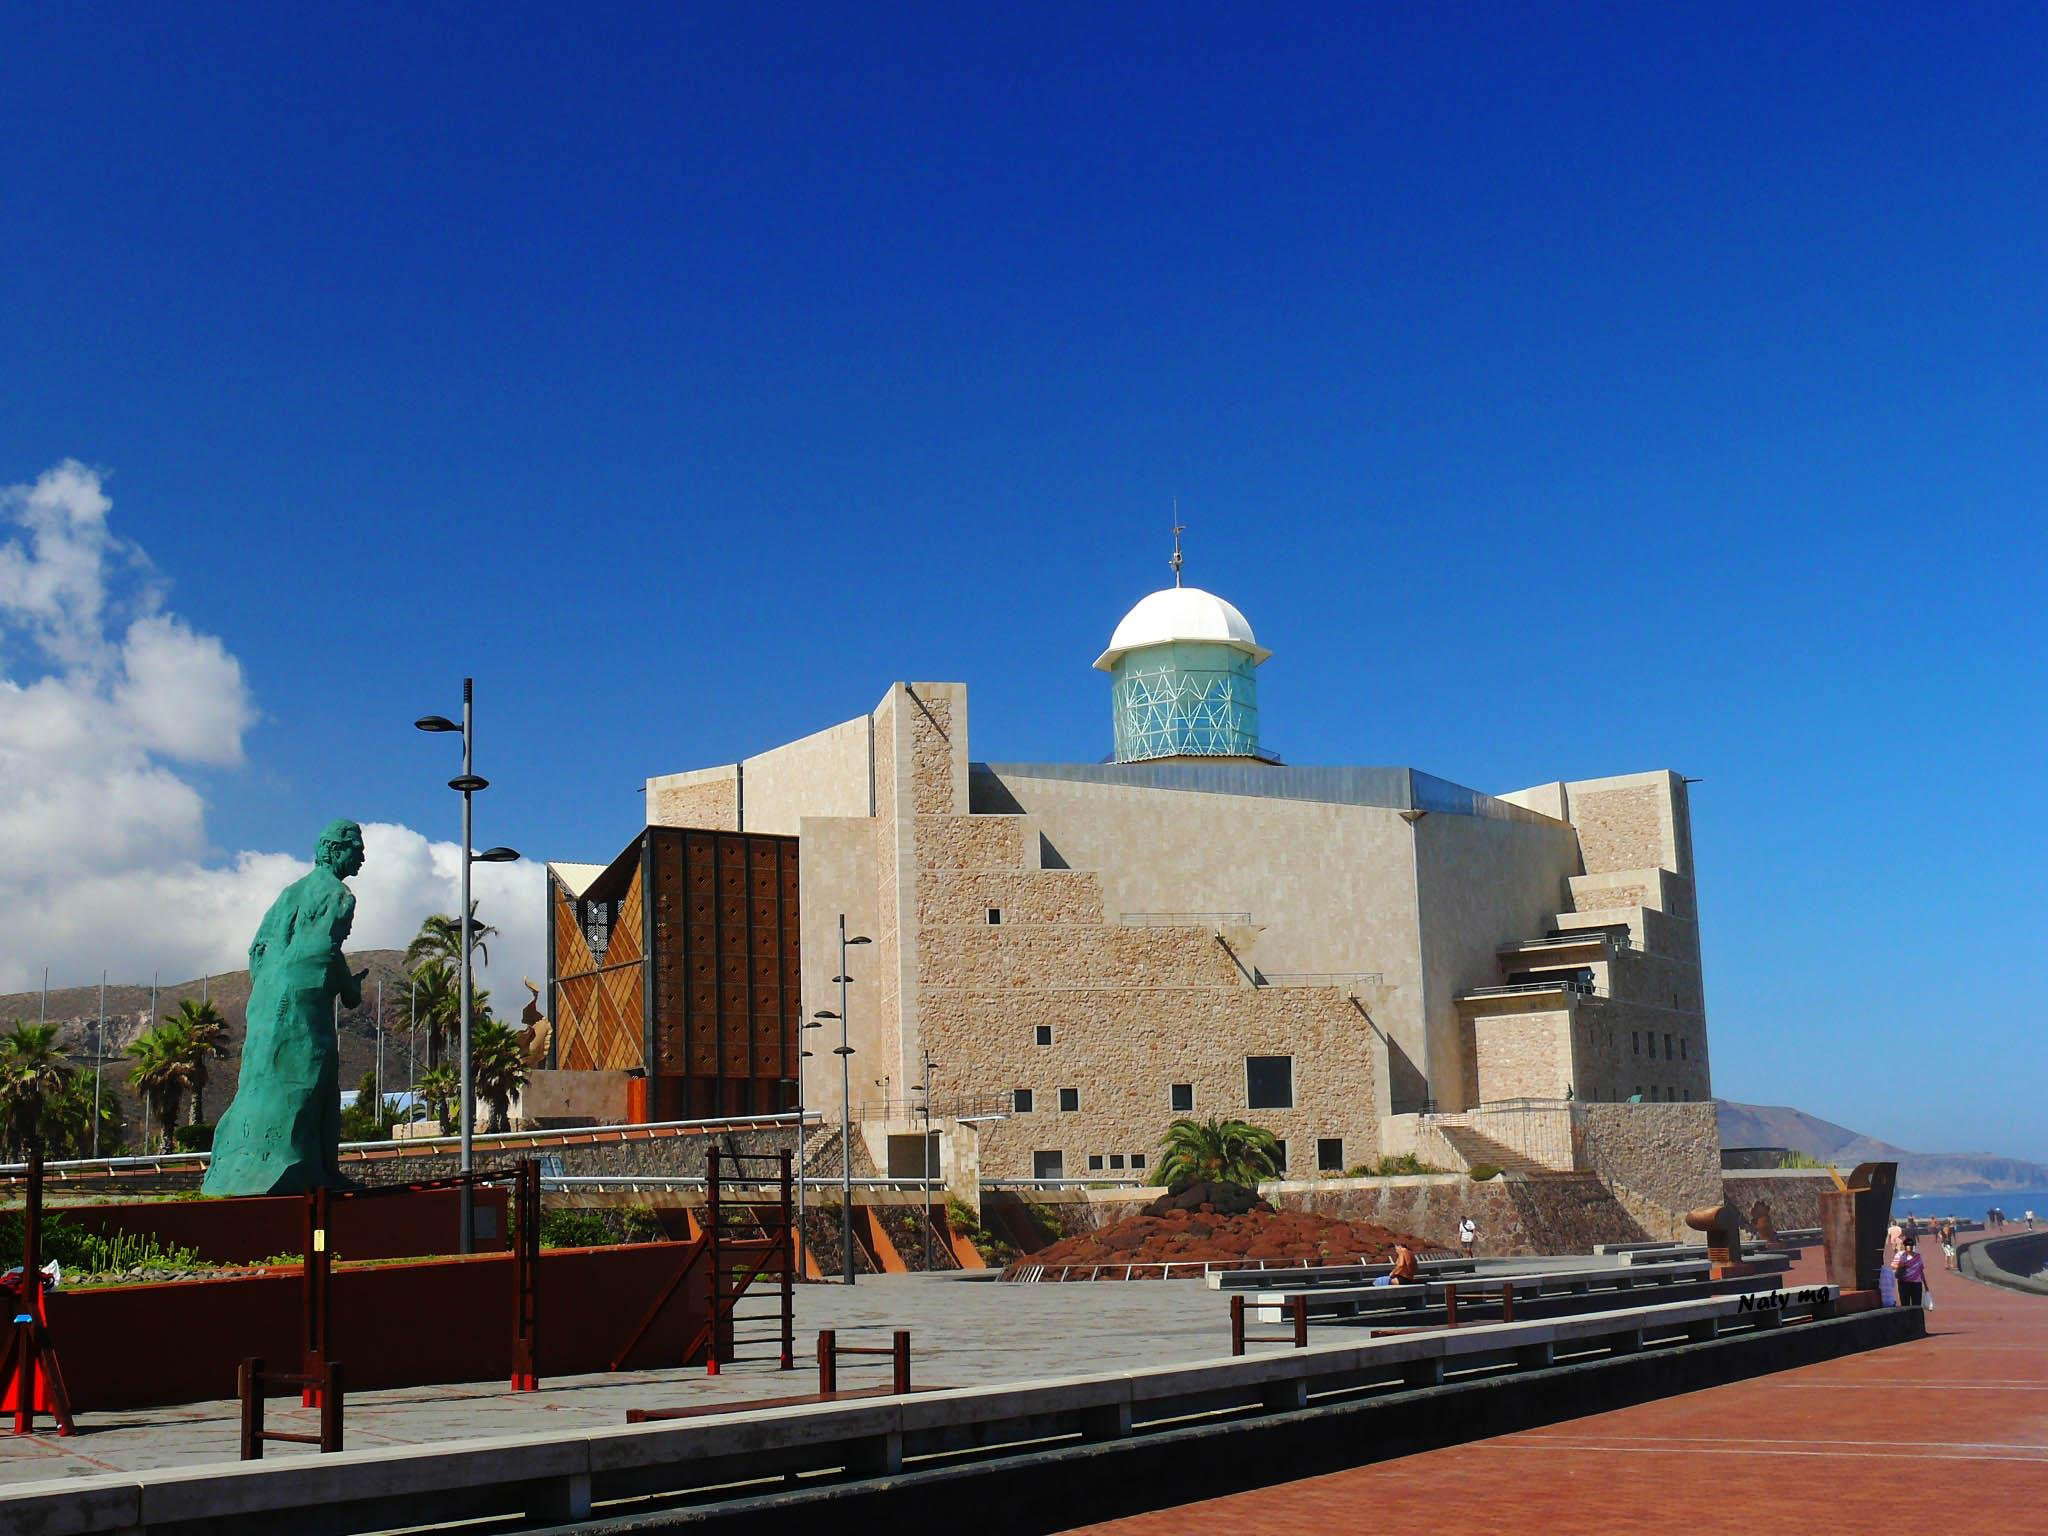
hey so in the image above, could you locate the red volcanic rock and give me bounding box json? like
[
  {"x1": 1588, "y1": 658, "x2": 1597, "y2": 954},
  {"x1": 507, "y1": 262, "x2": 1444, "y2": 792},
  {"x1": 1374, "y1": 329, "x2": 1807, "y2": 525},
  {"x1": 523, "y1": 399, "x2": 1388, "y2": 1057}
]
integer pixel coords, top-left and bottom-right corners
[{"x1": 1004, "y1": 1207, "x2": 1439, "y2": 1277}]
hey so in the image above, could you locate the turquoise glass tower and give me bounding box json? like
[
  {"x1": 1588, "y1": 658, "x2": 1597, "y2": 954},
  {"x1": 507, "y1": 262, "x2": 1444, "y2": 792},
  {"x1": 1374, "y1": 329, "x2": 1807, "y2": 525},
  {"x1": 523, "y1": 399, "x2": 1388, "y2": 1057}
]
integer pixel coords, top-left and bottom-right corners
[{"x1": 1094, "y1": 581, "x2": 1271, "y2": 763}]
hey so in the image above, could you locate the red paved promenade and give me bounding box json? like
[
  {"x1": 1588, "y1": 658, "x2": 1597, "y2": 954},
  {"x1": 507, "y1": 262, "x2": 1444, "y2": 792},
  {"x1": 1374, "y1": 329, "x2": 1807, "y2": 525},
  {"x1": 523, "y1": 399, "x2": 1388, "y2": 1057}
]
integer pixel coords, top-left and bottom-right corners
[{"x1": 1068, "y1": 1239, "x2": 2048, "y2": 1535}]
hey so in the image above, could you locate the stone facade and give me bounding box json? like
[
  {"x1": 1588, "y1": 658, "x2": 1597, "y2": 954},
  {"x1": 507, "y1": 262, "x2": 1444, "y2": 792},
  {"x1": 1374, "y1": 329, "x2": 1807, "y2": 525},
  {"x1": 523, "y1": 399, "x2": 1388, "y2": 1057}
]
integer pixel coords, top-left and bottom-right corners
[{"x1": 615, "y1": 683, "x2": 1717, "y2": 1187}]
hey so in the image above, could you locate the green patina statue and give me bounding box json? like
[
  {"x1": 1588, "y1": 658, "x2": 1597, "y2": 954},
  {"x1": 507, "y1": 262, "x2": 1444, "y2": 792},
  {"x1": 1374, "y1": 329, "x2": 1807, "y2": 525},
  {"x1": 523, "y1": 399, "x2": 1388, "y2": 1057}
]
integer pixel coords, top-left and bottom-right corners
[{"x1": 203, "y1": 819, "x2": 370, "y2": 1196}]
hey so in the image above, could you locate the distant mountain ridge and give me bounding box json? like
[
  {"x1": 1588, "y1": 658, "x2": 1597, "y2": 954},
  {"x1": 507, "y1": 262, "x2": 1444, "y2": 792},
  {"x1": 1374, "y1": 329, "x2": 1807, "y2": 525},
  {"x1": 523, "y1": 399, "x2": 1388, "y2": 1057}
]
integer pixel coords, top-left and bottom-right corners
[
  {"x1": 0, "y1": 951, "x2": 430, "y2": 1128},
  {"x1": 1717, "y1": 1099, "x2": 2048, "y2": 1193}
]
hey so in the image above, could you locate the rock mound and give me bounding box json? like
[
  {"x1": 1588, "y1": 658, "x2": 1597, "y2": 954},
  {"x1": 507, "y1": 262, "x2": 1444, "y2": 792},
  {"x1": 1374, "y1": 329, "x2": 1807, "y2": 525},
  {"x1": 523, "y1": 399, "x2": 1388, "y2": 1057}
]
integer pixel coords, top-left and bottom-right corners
[{"x1": 1004, "y1": 1203, "x2": 1437, "y2": 1277}]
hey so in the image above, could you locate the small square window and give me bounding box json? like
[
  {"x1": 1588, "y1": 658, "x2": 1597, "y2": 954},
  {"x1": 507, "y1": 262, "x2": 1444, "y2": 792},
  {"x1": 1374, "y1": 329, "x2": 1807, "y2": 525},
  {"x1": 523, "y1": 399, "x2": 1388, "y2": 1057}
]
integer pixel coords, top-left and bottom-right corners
[
  {"x1": 1033, "y1": 1149, "x2": 1063, "y2": 1179},
  {"x1": 1682, "y1": 1088, "x2": 1691, "y2": 1100},
  {"x1": 1170, "y1": 1083, "x2": 1194, "y2": 1113},
  {"x1": 1108, "y1": 1153, "x2": 1125, "y2": 1170},
  {"x1": 1131, "y1": 1152, "x2": 1147, "y2": 1170},
  {"x1": 987, "y1": 908, "x2": 1003, "y2": 925},
  {"x1": 1317, "y1": 1137, "x2": 1344, "y2": 1172},
  {"x1": 1012, "y1": 1088, "x2": 1034, "y2": 1113},
  {"x1": 1058, "y1": 1087, "x2": 1079, "y2": 1112},
  {"x1": 1034, "y1": 1024, "x2": 1053, "y2": 1047},
  {"x1": 1245, "y1": 1055, "x2": 1294, "y2": 1111},
  {"x1": 1087, "y1": 1154, "x2": 1104, "y2": 1172}
]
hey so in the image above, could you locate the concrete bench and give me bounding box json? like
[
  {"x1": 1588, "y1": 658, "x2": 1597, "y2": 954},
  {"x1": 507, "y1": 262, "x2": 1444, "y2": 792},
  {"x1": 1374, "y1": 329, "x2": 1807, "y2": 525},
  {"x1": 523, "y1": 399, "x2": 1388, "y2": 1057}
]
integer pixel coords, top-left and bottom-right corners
[
  {"x1": 1242, "y1": 1259, "x2": 1716, "y2": 1321},
  {"x1": 5, "y1": 1283, "x2": 1843, "y2": 1536},
  {"x1": 1207, "y1": 1258, "x2": 1475, "y2": 1291}
]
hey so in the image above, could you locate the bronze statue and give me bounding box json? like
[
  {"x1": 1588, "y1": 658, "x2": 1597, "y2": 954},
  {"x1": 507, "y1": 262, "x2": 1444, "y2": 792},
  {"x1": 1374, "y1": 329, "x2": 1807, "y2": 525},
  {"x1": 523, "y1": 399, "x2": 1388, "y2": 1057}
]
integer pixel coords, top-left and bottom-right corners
[{"x1": 203, "y1": 820, "x2": 369, "y2": 1196}]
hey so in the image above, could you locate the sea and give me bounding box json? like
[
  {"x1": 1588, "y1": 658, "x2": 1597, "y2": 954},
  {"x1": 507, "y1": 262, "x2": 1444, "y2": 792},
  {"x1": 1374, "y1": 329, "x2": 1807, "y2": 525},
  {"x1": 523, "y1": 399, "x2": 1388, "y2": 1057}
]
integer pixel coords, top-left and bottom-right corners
[{"x1": 1892, "y1": 1188, "x2": 2048, "y2": 1223}]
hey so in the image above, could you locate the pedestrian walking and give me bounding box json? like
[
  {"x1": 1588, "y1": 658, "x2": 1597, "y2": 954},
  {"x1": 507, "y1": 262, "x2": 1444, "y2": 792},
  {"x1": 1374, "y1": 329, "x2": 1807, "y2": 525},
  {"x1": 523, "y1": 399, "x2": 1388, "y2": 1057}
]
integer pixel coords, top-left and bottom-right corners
[
  {"x1": 1892, "y1": 1241, "x2": 1927, "y2": 1308},
  {"x1": 1940, "y1": 1220, "x2": 1957, "y2": 1272},
  {"x1": 1459, "y1": 1216, "x2": 1478, "y2": 1258}
]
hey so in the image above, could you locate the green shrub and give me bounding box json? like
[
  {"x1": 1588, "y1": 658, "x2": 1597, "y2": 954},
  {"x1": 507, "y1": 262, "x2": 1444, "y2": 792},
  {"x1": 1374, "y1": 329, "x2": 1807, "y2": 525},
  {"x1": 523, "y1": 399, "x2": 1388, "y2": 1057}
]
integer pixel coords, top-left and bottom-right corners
[
  {"x1": 172, "y1": 1123, "x2": 215, "y2": 1152},
  {"x1": 0, "y1": 1213, "x2": 200, "y2": 1273},
  {"x1": 946, "y1": 1196, "x2": 1017, "y2": 1264},
  {"x1": 1777, "y1": 1150, "x2": 1829, "y2": 1170},
  {"x1": 1345, "y1": 1153, "x2": 1450, "y2": 1177},
  {"x1": 1466, "y1": 1163, "x2": 1503, "y2": 1182},
  {"x1": 538, "y1": 1209, "x2": 615, "y2": 1249}
]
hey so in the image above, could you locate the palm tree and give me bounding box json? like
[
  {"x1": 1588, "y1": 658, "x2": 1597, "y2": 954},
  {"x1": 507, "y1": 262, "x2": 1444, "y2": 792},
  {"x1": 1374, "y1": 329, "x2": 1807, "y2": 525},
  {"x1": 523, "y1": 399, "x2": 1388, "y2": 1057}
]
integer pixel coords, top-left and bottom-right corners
[
  {"x1": 127, "y1": 1021, "x2": 199, "y2": 1152},
  {"x1": 41, "y1": 1071, "x2": 124, "y2": 1159},
  {"x1": 1149, "y1": 1116, "x2": 1281, "y2": 1189},
  {"x1": 408, "y1": 960, "x2": 460, "y2": 1068},
  {"x1": 163, "y1": 998, "x2": 230, "y2": 1125},
  {"x1": 416, "y1": 1066, "x2": 459, "y2": 1136},
  {"x1": 404, "y1": 905, "x2": 498, "y2": 971},
  {"x1": 470, "y1": 1017, "x2": 529, "y2": 1134},
  {"x1": 0, "y1": 1022, "x2": 74, "y2": 1158}
]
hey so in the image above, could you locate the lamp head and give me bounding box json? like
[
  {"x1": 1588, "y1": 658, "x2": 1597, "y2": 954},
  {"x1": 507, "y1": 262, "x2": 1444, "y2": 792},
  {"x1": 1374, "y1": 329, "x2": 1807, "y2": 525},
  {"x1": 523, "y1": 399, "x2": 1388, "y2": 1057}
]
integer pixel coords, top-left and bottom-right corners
[
  {"x1": 473, "y1": 846, "x2": 520, "y2": 863},
  {"x1": 415, "y1": 715, "x2": 460, "y2": 733},
  {"x1": 846, "y1": 935, "x2": 872, "y2": 946},
  {"x1": 812, "y1": 1009, "x2": 840, "y2": 1021}
]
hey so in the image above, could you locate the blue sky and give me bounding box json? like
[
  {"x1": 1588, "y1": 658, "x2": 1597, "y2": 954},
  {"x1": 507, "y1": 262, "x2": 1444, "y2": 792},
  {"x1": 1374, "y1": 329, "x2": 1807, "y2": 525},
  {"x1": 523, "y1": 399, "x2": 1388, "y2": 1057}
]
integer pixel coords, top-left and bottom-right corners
[{"x1": 2, "y1": 4, "x2": 2043, "y2": 1157}]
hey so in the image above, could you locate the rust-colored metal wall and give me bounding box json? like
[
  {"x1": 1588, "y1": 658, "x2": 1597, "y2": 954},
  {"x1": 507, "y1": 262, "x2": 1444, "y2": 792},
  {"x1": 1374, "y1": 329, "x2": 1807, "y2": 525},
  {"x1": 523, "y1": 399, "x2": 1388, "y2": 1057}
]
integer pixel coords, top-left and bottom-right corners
[
  {"x1": 648, "y1": 827, "x2": 800, "y2": 1120},
  {"x1": 550, "y1": 828, "x2": 799, "y2": 1120}
]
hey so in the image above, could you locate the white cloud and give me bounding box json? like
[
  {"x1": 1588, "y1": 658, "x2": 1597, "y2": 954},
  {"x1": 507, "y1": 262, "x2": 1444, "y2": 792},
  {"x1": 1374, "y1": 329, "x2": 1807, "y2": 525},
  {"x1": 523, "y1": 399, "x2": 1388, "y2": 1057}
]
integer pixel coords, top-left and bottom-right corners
[{"x1": 0, "y1": 462, "x2": 543, "y2": 1006}]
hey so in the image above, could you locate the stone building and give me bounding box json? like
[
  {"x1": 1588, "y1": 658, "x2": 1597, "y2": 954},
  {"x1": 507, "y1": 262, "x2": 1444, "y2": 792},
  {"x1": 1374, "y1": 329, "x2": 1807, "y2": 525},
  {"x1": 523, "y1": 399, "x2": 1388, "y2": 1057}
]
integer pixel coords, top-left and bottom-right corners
[{"x1": 548, "y1": 574, "x2": 1712, "y2": 1183}]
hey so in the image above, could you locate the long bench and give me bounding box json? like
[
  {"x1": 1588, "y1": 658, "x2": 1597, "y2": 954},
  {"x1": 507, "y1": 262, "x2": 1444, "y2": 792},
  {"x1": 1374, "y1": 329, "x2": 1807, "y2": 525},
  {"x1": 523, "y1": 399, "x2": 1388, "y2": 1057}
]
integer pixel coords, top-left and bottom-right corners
[
  {"x1": 1206, "y1": 1257, "x2": 1476, "y2": 1291},
  {"x1": 10, "y1": 1285, "x2": 1850, "y2": 1536},
  {"x1": 1241, "y1": 1258, "x2": 1716, "y2": 1320}
]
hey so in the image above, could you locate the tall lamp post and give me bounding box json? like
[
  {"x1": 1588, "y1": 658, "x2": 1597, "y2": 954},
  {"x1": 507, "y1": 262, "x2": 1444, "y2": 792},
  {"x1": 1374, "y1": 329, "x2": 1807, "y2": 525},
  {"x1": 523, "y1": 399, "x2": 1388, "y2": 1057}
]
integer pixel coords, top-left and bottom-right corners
[
  {"x1": 914, "y1": 1050, "x2": 940, "y2": 1270},
  {"x1": 415, "y1": 678, "x2": 520, "y2": 1253},
  {"x1": 794, "y1": 1019, "x2": 823, "y2": 1276},
  {"x1": 814, "y1": 915, "x2": 871, "y2": 1284}
]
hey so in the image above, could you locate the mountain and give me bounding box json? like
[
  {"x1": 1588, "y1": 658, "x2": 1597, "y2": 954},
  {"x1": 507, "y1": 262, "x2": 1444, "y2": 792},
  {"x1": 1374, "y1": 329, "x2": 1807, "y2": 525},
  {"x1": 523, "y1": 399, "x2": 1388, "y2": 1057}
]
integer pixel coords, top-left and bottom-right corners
[
  {"x1": 1717, "y1": 1099, "x2": 2048, "y2": 1194},
  {"x1": 0, "y1": 951, "x2": 470, "y2": 1136}
]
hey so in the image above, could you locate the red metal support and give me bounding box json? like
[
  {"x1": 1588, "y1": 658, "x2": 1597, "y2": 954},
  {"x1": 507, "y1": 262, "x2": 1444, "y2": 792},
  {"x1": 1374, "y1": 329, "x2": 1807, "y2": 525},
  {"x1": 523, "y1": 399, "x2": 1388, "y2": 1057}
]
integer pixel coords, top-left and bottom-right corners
[
  {"x1": 1292, "y1": 1294, "x2": 1309, "y2": 1348},
  {"x1": 1230, "y1": 1293, "x2": 1247, "y2": 1355},
  {"x1": 892, "y1": 1329, "x2": 910, "y2": 1394},
  {"x1": 704, "y1": 1148, "x2": 723, "y2": 1376},
  {"x1": 778, "y1": 1149, "x2": 795, "y2": 1371},
  {"x1": 1, "y1": 1141, "x2": 75, "y2": 1436},
  {"x1": 1502, "y1": 1283, "x2": 1516, "y2": 1324},
  {"x1": 1444, "y1": 1282, "x2": 1459, "y2": 1327},
  {"x1": 239, "y1": 1356, "x2": 343, "y2": 1459},
  {"x1": 301, "y1": 1186, "x2": 331, "y2": 1407},
  {"x1": 817, "y1": 1328, "x2": 837, "y2": 1394},
  {"x1": 511, "y1": 1159, "x2": 540, "y2": 1391}
]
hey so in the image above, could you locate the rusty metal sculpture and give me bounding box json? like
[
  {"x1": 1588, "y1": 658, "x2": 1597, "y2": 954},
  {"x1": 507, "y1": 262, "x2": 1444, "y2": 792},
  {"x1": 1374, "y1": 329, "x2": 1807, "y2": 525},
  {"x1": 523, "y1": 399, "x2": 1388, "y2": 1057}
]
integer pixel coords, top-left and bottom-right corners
[
  {"x1": 1820, "y1": 1161, "x2": 1897, "y2": 1294},
  {"x1": 1685, "y1": 1200, "x2": 1745, "y2": 1268}
]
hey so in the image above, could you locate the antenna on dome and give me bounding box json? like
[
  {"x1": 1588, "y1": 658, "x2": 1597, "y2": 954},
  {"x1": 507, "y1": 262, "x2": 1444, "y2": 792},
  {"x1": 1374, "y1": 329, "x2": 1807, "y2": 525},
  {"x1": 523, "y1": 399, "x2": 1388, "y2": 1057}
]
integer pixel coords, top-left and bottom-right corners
[{"x1": 1169, "y1": 501, "x2": 1185, "y2": 587}]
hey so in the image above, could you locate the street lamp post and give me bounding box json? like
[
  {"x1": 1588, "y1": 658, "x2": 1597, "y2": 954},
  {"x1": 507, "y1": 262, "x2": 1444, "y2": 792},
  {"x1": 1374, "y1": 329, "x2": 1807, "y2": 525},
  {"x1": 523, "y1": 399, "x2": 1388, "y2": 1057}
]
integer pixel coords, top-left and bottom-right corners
[
  {"x1": 795, "y1": 1020, "x2": 823, "y2": 1277},
  {"x1": 416, "y1": 678, "x2": 520, "y2": 1254},
  {"x1": 815, "y1": 915, "x2": 871, "y2": 1284},
  {"x1": 916, "y1": 1051, "x2": 940, "y2": 1270}
]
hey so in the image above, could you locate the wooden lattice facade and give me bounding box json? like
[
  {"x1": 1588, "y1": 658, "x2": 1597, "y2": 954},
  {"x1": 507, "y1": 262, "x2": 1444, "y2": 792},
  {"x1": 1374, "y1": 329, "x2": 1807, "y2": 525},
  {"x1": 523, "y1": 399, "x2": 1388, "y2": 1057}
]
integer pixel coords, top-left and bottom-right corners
[{"x1": 548, "y1": 827, "x2": 801, "y2": 1120}]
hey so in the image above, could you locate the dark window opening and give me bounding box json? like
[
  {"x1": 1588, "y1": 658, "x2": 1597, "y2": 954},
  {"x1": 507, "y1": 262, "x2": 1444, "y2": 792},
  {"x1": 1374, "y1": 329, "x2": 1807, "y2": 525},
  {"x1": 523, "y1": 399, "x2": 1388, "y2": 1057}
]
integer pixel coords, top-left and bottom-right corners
[
  {"x1": 1317, "y1": 1137, "x2": 1344, "y2": 1173},
  {"x1": 1032, "y1": 1150, "x2": 1063, "y2": 1179},
  {"x1": 1087, "y1": 1154, "x2": 1104, "y2": 1171},
  {"x1": 1034, "y1": 1024, "x2": 1053, "y2": 1047},
  {"x1": 1109, "y1": 1153, "x2": 1125, "y2": 1170},
  {"x1": 1170, "y1": 1083, "x2": 1194, "y2": 1112},
  {"x1": 987, "y1": 908, "x2": 1002, "y2": 925},
  {"x1": 1246, "y1": 1056, "x2": 1294, "y2": 1110},
  {"x1": 1058, "y1": 1087, "x2": 1079, "y2": 1112},
  {"x1": 1012, "y1": 1088, "x2": 1034, "y2": 1113}
]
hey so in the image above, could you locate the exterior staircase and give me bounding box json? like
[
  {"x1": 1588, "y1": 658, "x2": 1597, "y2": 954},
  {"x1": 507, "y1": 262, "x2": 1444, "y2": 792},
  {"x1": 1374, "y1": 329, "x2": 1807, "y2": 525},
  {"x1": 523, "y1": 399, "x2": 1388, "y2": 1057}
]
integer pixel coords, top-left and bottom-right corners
[{"x1": 1427, "y1": 1122, "x2": 1565, "y2": 1179}]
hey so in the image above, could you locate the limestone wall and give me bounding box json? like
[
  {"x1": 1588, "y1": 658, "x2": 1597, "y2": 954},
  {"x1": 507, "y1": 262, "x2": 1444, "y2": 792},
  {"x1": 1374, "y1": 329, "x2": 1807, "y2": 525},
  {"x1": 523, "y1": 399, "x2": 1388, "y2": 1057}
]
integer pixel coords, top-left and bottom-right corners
[
  {"x1": 1723, "y1": 1170, "x2": 1838, "y2": 1232},
  {"x1": 1575, "y1": 1100, "x2": 1721, "y2": 1231},
  {"x1": 1263, "y1": 1173, "x2": 1659, "y2": 1256}
]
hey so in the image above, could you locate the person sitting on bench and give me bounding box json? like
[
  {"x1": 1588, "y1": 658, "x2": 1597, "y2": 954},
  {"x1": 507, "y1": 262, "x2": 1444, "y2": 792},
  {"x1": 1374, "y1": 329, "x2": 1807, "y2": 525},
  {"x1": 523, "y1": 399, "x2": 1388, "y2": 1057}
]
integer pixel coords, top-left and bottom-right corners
[{"x1": 1373, "y1": 1242, "x2": 1421, "y2": 1286}]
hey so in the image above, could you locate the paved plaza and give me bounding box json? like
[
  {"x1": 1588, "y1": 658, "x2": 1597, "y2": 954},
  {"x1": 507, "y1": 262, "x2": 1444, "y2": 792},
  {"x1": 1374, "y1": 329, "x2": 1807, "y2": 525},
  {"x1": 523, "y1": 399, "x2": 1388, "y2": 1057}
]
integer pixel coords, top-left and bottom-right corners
[
  {"x1": 1068, "y1": 1240, "x2": 2048, "y2": 1535},
  {"x1": 0, "y1": 1272, "x2": 1235, "y2": 1485}
]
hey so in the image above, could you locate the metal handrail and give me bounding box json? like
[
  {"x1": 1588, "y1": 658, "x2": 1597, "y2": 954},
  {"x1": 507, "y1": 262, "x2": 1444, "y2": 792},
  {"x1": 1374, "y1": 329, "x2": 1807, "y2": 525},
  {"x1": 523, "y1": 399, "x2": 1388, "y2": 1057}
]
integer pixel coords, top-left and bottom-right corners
[
  {"x1": 0, "y1": 1110, "x2": 815, "y2": 1178},
  {"x1": 1461, "y1": 980, "x2": 1601, "y2": 999},
  {"x1": 1117, "y1": 911, "x2": 1252, "y2": 927},
  {"x1": 854, "y1": 1094, "x2": 1012, "y2": 1123},
  {"x1": 1255, "y1": 971, "x2": 1385, "y2": 988},
  {"x1": 981, "y1": 1177, "x2": 1148, "y2": 1190}
]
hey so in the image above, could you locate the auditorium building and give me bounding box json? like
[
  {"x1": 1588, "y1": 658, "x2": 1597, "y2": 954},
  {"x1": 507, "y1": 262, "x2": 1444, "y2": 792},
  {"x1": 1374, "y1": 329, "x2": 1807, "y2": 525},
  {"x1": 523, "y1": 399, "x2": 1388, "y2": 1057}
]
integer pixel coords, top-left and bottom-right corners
[{"x1": 545, "y1": 570, "x2": 1712, "y2": 1183}]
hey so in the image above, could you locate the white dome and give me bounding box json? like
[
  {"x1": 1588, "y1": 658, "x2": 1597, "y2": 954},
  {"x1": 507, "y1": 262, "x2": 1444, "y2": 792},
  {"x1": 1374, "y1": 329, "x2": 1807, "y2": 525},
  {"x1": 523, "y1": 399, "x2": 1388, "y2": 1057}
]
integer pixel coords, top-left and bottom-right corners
[{"x1": 1093, "y1": 585, "x2": 1271, "y2": 672}]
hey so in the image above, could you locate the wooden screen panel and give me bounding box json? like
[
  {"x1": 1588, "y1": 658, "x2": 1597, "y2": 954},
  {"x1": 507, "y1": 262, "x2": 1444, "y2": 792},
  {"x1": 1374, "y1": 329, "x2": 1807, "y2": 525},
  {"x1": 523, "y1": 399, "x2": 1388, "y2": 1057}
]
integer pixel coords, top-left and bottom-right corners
[{"x1": 551, "y1": 865, "x2": 645, "y2": 1073}]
